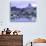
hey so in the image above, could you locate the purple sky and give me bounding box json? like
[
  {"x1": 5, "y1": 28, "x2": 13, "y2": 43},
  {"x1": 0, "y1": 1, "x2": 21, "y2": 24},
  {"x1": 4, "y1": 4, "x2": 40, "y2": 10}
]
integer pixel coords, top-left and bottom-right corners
[{"x1": 10, "y1": 1, "x2": 37, "y2": 8}]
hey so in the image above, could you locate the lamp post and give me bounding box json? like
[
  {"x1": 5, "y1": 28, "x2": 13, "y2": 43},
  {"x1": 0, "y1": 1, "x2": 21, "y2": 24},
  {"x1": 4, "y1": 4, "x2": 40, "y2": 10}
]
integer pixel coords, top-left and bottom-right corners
[
  {"x1": 31, "y1": 42, "x2": 32, "y2": 46},
  {"x1": 26, "y1": 41, "x2": 32, "y2": 46}
]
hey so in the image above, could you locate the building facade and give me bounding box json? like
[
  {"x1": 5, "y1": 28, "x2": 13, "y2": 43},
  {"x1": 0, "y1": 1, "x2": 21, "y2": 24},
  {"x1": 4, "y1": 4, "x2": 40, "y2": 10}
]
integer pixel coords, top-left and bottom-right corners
[{"x1": 0, "y1": 35, "x2": 23, "y2": 46}]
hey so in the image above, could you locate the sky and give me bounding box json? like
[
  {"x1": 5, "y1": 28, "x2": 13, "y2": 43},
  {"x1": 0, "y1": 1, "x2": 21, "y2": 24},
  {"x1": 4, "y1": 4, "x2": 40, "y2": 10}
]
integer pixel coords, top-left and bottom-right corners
[
  {"x1": 10, "y1": 0, "x2": 37, "y2": 8},
  {"x1": 10, "y1": 0, "x2": 36, "y2": 2}
]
